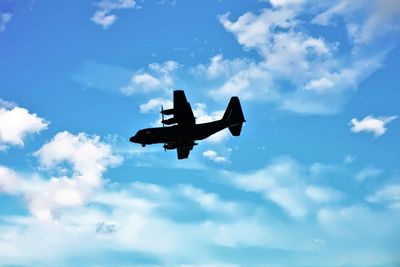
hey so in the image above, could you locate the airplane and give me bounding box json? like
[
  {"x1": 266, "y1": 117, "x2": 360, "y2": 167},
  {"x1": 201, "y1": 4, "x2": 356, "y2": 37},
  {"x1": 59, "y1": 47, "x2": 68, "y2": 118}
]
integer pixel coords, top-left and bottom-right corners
[{"x1": 129, "y1": 90, "x2": 245, "y2": 160}]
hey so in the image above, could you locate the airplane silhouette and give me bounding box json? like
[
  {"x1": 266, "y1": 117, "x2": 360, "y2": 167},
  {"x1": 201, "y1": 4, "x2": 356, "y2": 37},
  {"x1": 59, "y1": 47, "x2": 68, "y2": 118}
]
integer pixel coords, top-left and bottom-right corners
[{"x1": 129, "y1": 90, "x2": 245, "y2": 159}]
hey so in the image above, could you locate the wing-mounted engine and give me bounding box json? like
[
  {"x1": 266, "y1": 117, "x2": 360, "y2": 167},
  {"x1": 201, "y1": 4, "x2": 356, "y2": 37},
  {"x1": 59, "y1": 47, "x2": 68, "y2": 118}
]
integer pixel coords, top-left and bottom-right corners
[
  {"x1": 163, "y1": 141, "x2": 197, "y2": 151},
  {"x1": 161, "y1": 117, "x2": 177, "y2": 125},
  {"x1": 161, "y1": 106, "x2": 177, "y2": 127},
  {"x1": 161, "y1": 108, "x2": 174, "y2": 115},
  {"x1": 163, "y1": 142, "x2": 177, "y2": 150}
]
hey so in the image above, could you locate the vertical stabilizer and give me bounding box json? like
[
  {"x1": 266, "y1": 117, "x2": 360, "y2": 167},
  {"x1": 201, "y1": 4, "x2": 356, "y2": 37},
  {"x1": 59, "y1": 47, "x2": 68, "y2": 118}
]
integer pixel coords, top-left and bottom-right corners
[{"x1": 222, "y1": 97, "x2": 245, "y2": 136}]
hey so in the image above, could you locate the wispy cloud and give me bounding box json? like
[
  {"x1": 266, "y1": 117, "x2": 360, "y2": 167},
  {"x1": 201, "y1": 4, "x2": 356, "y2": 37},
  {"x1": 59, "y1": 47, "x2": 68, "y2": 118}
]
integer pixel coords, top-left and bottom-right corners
[
  {"x1": 91, "y1": 0, "x2": 136, "y2": 29},
  {"x1": 367, "y1": 182, "x2": 400, "y2": 209},
  {"x1": 72, "y1": 61, "x2": 133, "y2": 93},
  {"x1": 312, "y1": 0, "x2": 400, "y2": 45},
  {"x1": 355, "y1": 166, "x2": 382, "y2": 182},
  {"x1": 228, "y1": 157, "x2": 344, "y2": 218},
  {"x1": 350, "y1": 115, "x2": 397, "y2": 137},
  {"x1": 0, "y1": 12, "x2": 12, "y2": 33}
]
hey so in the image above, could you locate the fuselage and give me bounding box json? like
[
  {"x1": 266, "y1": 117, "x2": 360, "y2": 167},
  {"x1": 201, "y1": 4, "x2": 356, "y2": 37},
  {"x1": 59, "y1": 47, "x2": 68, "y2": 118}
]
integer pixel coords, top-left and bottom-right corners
[{"x1": 130, "y1": 119, "x2": 228, "y2": 146}]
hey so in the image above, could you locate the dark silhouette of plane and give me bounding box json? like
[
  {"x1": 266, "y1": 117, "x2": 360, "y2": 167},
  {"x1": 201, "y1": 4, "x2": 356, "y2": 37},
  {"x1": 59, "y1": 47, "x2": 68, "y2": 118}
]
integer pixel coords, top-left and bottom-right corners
[{"x1": 129, "y1": 90, "x2": 245, "y2": 159}]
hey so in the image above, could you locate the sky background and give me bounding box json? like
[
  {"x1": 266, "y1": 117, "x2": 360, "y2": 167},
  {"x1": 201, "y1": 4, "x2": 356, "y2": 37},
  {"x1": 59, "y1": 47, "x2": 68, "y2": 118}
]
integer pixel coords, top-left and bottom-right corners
[{"x1": 1, "y1": 0, "x2": 400, "y2": 266}]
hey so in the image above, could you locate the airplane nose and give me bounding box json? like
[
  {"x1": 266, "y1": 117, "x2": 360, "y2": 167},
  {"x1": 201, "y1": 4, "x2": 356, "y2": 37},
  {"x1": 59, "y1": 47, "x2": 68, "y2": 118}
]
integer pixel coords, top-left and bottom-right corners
[{"x1": 129, "y1": 135, "x2": 137, "y2": 143}]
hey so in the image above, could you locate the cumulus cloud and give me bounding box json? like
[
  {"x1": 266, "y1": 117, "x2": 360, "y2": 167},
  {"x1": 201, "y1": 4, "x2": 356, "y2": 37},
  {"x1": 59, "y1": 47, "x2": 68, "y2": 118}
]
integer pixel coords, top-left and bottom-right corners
[
  {"x1": 0, "y1": 106, "x2": 49, "y2": 150},
  {"x1": 219, "y1": 8, "x2": 296, "y2": 53},
  {"x1": 139, "y1": 97, "x2": 173, "y2": 113},
  {"x1": 81, "y1": 1, "x2": 398, "y2": 116},
  {"x1": 0, "y1": 131, "x2": 122, "y2": 221},
  {"x1": 35, "y1": 131, "x2": 122, "y2": 186},
  {"x1": 195, "y1": 6, "x2": 385, "y2": 115},
  {"x1": 91, "y1": 0, "x2": 136, "y2": 29},
  {"x1": 192, "y1": 54, "x2": 251, "y2": 80},
  {"x1": 350, "y1": 115, "x2": 397, "y2": 137},
  {"x1": 82, "y1": 1, "x2": 396, "y2": 115},
  {"x1": 0, "y1": 12, "x2": 12, "y2": 33},
  {"x1": 202, "y1": 150, "x2": 228, "y2": 163},
  {"x1": 0, "y1": 165, "x2": 20, "y2": 194},
  {"x1": 121, "y1": 61, "x2": 178, "y2": 95}
]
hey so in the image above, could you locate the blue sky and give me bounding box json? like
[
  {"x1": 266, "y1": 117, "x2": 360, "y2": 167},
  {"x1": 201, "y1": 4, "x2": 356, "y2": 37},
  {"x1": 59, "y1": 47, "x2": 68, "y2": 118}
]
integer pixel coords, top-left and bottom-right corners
[{"x1": 1, "y1": 0, "x2": 400, "y2": 266}]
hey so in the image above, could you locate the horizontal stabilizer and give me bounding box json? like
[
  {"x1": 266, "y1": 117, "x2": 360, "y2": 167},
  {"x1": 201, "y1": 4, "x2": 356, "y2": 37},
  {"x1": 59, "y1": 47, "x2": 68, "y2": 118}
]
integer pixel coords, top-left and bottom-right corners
[{"x1": 229, "y1": 123, "x2": 242, "y2": 136}]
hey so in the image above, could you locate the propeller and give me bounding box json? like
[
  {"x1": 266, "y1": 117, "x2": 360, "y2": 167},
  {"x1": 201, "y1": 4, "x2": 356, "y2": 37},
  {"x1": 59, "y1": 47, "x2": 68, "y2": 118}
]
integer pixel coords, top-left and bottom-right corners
[
  {"x1": 161, "y1": 105, "x2": 165, "y2": 128},
  {"x1": 161, "y1": 105, "x2": 166, "y2": 151}
]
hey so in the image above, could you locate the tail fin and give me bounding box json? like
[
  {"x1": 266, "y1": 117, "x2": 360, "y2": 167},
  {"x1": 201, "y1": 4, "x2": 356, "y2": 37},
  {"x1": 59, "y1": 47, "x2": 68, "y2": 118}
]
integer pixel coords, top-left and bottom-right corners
[{"x1": 222, "y1": 97, "x2": 246, "y2": 136}]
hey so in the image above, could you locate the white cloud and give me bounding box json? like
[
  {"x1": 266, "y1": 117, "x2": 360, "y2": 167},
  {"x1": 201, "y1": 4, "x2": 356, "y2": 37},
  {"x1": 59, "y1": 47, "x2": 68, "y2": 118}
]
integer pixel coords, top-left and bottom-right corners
[
  {"x1": 312, "y1": 0, "x2": 400, "y2": 45},
  {"x1": 84, "y1": 1, "x2": 398, "y2": 116},
  {"x1": 311, "y1": 0, "x2": 353, "y2": 26},
  {"x1": 0, "y1": 106, "x2": 49, "y2": 150},
  {"x1": 355, "y1": 166, "x2": 382, "y2": 182},
  {"x1": 367, "y1": 183, "x2": 400, "y2": 209},
  {"x1": 317, "y1": 205, "x2": 400, "y2": 245},
  {"x1": 208, "y1": 61, "x2": 274, "y2": 101},
  {"x1": 0, "y1": 99, "x2": 16, "y2": 109},
  {"x1": 228, "y1": 157, "x2": 346, "y2": 218},
  {"x1": 35, "y1": 131, "x2": 122, "y2": 186},
  {"x1": 0, "y1": 166, "x2": 20, "y2": 194},
  {"x1": 91, "y1": 10, "x2": 117, "y2": 29},
  {"x1": 0, "y1": 131, "x2": 124, "y2": 221},
  {"x1": 305, "y1": 185, "x2": 343, "y2": 203},
  {"x1": 121, "y1": 61, "x2": 178, "y2": 95},
  {"x1": 219, "y1": 9, "x2": 296, "y2": 53},
  {"x1": 179, "y1": 185, "x2": 237, "y2": 214},
  {"x1": 202, "y1": 150, "x2": 228, "y2": 163},
  {"x1": 1, "y1": 152, "x2": 399, "y2": 266},
  {"x1": 0, "y1": 12, "x2": 12, "y2": 33},
  {"x1": 269, "y1": 0, "x2": 304, "y2": 7},
  {"x1": 350, "y1": 115, "x2": 397, "y2": 137},
  {"x1": 0, "y1": 179, "x2": 266, "y2": 264},
  {"x1": 0, "y1": 176, "x2": 329, "y2": 266},
  {"x1": 132, "y1": 73, "x2": 161, "y2": 89},
  {"x1": 193, "y1": 54, "x2": 251, "y2": 80},
  {"x1": 201, "y1": 3, "x2": 394, "y2": 115},
  {"x1": 230, "y1": 158, "x2": 305, "y2": 218},
  {"x1": 91, "y1": 0, "x2": 136, "y2": 29},
  {"x1": 139, "y1": 97, "x2": 173, "y2": 113}
]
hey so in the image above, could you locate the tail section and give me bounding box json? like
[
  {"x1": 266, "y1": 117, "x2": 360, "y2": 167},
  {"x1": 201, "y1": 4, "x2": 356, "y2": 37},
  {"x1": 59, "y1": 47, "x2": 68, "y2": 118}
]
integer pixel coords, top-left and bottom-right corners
[{"x1": 222, "y1": 97, "x2": 246, "y2": 136}]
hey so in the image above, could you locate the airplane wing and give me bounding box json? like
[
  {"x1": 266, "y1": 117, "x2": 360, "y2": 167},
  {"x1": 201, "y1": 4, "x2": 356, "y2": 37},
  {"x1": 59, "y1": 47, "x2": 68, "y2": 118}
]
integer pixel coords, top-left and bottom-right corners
[
  {"x1": 173, "y1": 90, "x2": 195, "y2": 126},
  {"x1": 177, "y1": 145, "x2": 192, "y2": 160}
]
